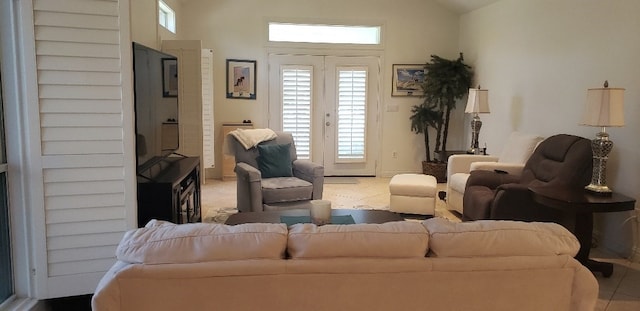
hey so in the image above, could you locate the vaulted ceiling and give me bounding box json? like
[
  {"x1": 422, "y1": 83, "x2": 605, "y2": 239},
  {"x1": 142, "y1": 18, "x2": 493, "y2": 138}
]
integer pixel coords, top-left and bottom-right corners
[
  {"x1": 434, "y1": 0, "x2": 501, "y2": 14},
  {"x1": 177, "y1": 0, "x2": 501, "y2": 15}
]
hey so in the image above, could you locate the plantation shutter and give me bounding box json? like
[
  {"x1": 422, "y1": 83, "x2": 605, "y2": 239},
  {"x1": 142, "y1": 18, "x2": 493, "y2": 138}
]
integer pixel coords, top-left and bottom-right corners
[
  {"x1": 30, "y1": 0, "x2": 137, "y2": 298},
  {"x1": 336, "y1": 67, "x2": 367, "y2": 162},
  {"x1": 201, "y1": 49, "x2": 214, "y2": 169},
  {"x1": 281, "y1": 66, "x2": 312, "y2": 159}
]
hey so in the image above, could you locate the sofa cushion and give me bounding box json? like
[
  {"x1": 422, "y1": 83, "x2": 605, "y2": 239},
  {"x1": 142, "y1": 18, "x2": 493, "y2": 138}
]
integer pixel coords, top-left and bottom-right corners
[
  {"x1": 257, "y1": 143, "x2": 293, "y2": 178},
  {"x1": 261, "y1": 177, "x2": 313, "y2": 204},
  {"x1": 287, "y1": 221, "x2": 428, "y2": 259},
  {"x1": 117, "y1": 222, "x2": 288, "y2": 264},
  {"x1": 422, "y1": 218, "x2": 579, "y2": 257}
]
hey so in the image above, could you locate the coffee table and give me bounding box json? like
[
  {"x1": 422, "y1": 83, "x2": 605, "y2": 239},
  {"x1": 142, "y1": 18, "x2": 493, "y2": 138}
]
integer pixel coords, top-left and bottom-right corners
[{"x1": 225, "y1": 209, "x2": 404, "y2": 225}]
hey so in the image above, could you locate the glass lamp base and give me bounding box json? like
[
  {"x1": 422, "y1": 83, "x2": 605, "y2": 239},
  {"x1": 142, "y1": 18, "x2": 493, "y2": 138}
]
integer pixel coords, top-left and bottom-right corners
[
  {"x1": 586, "y1": 130, "x2": 614, "y2": 196},
  {"x1": 585, "y1": 183, "x2": 612, "y2": 196}
]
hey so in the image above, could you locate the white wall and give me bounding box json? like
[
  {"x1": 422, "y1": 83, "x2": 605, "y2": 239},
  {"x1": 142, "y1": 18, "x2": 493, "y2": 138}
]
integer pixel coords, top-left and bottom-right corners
[
  {"x1": 459, "y1": 0, "x2": 640, "y2": 259},
  {"x1": 179, "y1": 0, "x2": 463, "y2": 178},
  {"x1": 131, "y1": 0, "x2": 181, "y2": 50}
]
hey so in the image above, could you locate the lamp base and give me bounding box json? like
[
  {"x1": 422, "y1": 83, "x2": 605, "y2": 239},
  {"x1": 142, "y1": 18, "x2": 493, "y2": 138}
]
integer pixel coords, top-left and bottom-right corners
[
  {"x1": 585, "y1": 131, "x2": 614, "y2": 196},
  {"x1": 467, "y1": 114, "x2": 482, "y2": 155},
  {"x1": 585, "y1": 183, "x2": 613, "y2": 196}
]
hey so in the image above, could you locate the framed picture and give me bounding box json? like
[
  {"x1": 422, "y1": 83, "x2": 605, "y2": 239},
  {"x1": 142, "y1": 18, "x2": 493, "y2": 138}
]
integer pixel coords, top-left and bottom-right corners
[
  {"x1": 391, "y1": 64, "x2": 425, "y2": 97},
  {"x1": 226, "y1": 59, "x2": 257, "y2": 99},
  {"x1": 162, "y1": 58, "x2": 178, "y2": 97}
]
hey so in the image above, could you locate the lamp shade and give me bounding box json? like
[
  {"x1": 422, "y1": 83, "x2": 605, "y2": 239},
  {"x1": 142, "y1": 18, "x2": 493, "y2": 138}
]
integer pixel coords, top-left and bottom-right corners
[
  {"x1": 465, "y1": 88, "x2": 490, "y2": 114},
  {"x1": 581, "y1": 85, "x2": 625, "y2": 127}
]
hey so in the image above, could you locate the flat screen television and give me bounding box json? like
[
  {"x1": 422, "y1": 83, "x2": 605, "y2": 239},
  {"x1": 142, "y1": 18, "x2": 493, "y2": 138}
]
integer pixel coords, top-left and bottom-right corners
[{"x1": 132, "y1": 42, "x2": 179, "y2": 173}]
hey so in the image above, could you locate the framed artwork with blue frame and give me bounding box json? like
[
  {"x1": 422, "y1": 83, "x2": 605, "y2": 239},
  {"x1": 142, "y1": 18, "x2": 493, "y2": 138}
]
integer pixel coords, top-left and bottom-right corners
[{"x1": 392, "y1": 64, "x2": 425, "y2": 97}]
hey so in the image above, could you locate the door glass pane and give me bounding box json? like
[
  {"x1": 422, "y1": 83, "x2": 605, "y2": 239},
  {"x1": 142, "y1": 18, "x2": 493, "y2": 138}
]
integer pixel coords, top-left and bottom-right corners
[
  {"x1": 281, "y1": 66, "x2": 312, "y2": 159},
  {"x1": 336, "y1": 68, "x2": 366, "y2": 162},
  {"x1": 0, "y1": 71, "x2": 11, "y2": 302},
  {"x1": 0, "y1": 173, "x2": 10, "y2": 302}
]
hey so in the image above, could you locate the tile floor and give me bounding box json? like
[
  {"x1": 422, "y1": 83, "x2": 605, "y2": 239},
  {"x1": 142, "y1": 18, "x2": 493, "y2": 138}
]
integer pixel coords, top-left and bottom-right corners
[{"x1": 202, "y1": 177, "x2": 640, "y2": 311}]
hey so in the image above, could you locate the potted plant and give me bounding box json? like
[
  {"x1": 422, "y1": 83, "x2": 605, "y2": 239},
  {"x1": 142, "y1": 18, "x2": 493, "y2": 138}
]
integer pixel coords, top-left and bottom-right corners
[{"x1": 410, "y1": 53, "x2": 473, "y2": 182}]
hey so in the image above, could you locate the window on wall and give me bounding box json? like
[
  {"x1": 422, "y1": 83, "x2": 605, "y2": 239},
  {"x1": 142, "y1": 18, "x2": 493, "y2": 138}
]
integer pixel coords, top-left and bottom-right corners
[
  {"x1": 268, "y1": 22, "x2": 381, "y2": 45},
  {"x1": 158, "y1": 0, "x2": 176, "y2": 33}
]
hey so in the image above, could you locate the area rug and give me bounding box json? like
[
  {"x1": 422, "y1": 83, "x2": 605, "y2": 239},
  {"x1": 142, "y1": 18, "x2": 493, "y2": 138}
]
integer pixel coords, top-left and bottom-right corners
[{"x1": 207, "y1": 207, "x2": 238, "y2": 223}]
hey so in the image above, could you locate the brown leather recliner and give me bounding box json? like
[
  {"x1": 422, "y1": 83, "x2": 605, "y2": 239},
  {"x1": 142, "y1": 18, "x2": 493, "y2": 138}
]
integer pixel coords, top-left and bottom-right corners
[{"x1": 462, "y1": 134, "x2": 593, "y2": 221}]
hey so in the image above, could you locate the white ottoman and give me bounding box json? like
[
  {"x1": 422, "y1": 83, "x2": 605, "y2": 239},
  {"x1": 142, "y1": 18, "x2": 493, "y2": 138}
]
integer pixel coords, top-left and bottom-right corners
[{"x1": 389, "y1": 174, "x2": 437, "y2": 215}]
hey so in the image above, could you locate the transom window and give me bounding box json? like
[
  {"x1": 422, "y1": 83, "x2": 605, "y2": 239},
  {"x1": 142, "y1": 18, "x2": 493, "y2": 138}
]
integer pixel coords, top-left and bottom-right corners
[
  {"x1": 268, "y1": 22, "x2": 381, "y2": 45},
  {"x1": 158, "y1": 1, "x2": 176, "y2": 33}
]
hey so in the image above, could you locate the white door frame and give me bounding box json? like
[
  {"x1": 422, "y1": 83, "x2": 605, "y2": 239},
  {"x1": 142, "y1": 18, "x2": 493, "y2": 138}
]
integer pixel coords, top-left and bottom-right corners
[
  {"x1": 267, "y1": 51, "x2": 382, "y2": 176},
  {"x1": 323, "y1": 56, "x2": 380, "y2": 176}
]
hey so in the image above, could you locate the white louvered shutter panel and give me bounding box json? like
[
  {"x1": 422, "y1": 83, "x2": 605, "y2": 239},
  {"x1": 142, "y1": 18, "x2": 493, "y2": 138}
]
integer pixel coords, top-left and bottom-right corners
[
  {"x1": 30, "y1": 0, "x2": 137, "y2": 297},
  {"x1": 281, "y1": 66, "x2": 312, "y2": 159},
  {"x1": 201, "y1": 49, "x2": 214, "y2": 168},
  {"x1": 336, "y1": 67, "x2": 367, "y2": 162}
]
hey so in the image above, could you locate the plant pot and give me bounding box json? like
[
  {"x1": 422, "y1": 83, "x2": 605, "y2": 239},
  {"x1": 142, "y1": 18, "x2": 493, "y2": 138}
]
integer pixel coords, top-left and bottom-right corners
[{"x1": 422, "y1": 161, "x2": 447, "y2": 183}]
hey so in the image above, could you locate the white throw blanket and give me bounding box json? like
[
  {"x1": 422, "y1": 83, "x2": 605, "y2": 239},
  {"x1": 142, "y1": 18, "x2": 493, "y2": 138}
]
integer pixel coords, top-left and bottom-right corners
[{"x1": 223, "y1": 128, "x2": 277, "y2": 155}]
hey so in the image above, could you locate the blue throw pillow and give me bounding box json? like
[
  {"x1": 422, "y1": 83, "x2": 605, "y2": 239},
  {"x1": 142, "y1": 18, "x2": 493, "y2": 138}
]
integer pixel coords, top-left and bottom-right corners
[{"x1": 257, "y1": 143, "x2": 293, "y2": 178}]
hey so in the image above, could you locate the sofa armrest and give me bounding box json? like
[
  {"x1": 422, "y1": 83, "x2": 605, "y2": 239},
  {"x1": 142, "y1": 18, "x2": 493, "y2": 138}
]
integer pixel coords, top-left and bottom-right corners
[
  {"x1": 466, "y1": 170, "x2": 521, "y2": 190},
  {"x1": 491, "y1": 183, "x2": 563, "y2": 222},
  {"x1": 292, "y1": 160, "x2": 323, "y2": 182},
  {"x1": 470, "y1": 162, "x2": 525, "y2": 176},
  {"x1": 235, "y1": 162, "x2": 261, "y2": 182},
  {"x1": 293, "y1": 159, "x2": 324, "y2": 199},
  {"x1": 447, "y1": 155, "x2": 499, "y2": 180},
  {"x1": 235, "y1": 162, "x2": 263, "y2": 212}
]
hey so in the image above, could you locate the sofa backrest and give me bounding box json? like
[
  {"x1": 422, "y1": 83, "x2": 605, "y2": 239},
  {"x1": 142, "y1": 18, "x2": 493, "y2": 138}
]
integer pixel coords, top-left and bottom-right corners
[
  {"x1": 231, "y1": 130, "x2": 298, "y2": 169},
  {"x1": 114, "y1": 218, "x2": 581, "y2": 264},
  {"x1": 422, "y1": 218, "x2": 580, "y2": 257},
  {"x1": 287, "y1": 221, "x2": 428, "y2": 259},
  {"x1": 521, "y1": 134, "x2": 593, "y2": 188},
  {"x1": 117, "y1": 221, "x2": 288, "y2": 264}
]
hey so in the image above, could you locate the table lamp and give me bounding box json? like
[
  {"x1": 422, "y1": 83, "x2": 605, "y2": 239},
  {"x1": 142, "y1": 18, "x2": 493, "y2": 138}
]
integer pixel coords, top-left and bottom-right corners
[
  {"x1": 580, "y1": 80, "x2": 625, "y2": 195},
  {"x1": 465, "y1": 86, "x2": 490, "y2": 154}
]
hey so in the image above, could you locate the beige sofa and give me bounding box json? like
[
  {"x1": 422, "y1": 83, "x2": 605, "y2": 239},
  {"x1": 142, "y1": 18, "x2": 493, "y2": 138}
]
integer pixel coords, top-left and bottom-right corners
[{"x1": 92, "y1": 218, "x2": 598, "y2": 311}]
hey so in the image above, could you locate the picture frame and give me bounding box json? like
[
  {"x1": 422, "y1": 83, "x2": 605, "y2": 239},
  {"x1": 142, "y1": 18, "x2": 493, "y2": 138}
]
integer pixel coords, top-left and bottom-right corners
[
  {"x1": 226, "y1": 59, "x2": 257, "y2": 99},
  {"x1": 391, "y1": 64, "x2": 425, "y2": 97},
  {"x1": 162, "y1": 58, "x2": 178, "y2": 97}
]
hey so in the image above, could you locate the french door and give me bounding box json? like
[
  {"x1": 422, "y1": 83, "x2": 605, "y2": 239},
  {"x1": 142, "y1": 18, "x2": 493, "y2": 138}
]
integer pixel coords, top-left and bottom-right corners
[
  {"x1": 268, "y1": 54, "x2": 379, "y2": 176},
  {"x1": 0, "y1": 63, "x2": 12, "y2": 304}
]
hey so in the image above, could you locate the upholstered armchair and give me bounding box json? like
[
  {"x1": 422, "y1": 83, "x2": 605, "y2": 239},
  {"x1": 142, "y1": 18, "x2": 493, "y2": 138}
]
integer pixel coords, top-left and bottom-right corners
[
  {"x1": 229, "y1": 131, "x2": 324, "y2": 212},
  {"x1": 445, "y1": 132, "x2": 544, "y2": 214},
  {"x1": 462, "y1": 134, "x2": 592, "y2": 221}
]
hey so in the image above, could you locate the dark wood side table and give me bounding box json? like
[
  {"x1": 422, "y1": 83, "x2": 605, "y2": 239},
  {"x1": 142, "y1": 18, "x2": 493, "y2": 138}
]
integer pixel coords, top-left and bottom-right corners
[{"x1": 529, "y1": 186, "x2": 636, "y2": 277}]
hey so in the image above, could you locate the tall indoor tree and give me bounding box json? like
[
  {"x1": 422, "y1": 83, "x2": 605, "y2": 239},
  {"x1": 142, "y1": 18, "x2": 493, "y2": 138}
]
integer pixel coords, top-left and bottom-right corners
[{"x1": 410, "y1": 53, "x2": 473, "y2": 180}]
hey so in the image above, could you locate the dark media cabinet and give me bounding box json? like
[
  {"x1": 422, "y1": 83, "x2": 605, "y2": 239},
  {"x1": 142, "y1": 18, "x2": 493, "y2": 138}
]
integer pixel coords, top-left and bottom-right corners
[{"x1": 137, "y1": 156, "x2": 201, "y2": 227}]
